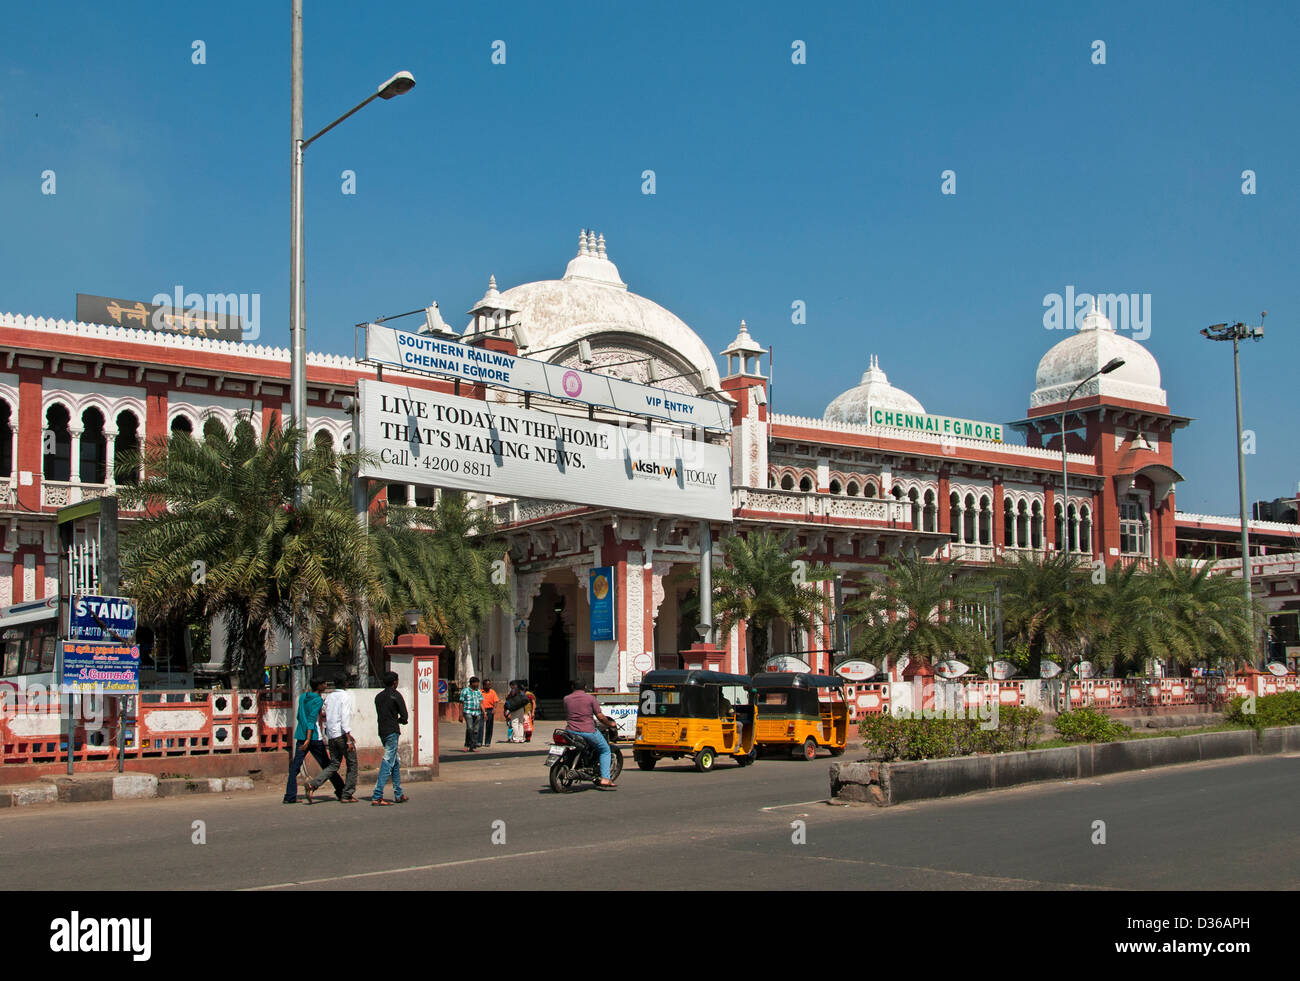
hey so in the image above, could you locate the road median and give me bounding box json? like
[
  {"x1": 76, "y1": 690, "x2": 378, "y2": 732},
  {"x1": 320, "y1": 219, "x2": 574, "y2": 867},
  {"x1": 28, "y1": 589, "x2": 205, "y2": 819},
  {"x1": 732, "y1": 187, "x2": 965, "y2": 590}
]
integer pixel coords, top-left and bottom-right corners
[{"x1": 831, "y1": 725, "x2": 1300, "y2": 806}]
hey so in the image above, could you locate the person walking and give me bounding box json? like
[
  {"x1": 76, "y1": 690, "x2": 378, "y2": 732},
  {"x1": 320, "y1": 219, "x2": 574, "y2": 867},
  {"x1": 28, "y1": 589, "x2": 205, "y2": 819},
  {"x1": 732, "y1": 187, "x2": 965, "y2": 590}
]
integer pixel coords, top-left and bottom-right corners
[
  {"x1": 284, "y1": 677, "x2": 343, "y2": 803},
  {"x1": 306, "y1": 678, "x2": 358, "y2": 803},
  {"x1": 479, "y1": 680, "x2": 500, "y2": 747},
  {"x1": 504, "y1": 681, "x2": 526, "y2": 743},
  {"x1": 370, "y1": 671, "x2": 409, "y2": 806},
  {"x1": 460, "y1": 676, "x2": 483, "y2": 752}
]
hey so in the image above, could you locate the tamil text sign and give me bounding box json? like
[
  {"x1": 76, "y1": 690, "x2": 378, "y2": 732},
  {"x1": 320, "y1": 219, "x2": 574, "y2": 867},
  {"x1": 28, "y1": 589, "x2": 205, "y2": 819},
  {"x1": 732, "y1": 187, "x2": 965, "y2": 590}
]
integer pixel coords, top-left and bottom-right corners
[
  {"x1": 357, "y1": 380, "x2": 732, "y2": 521},
  {"x1": 365, "y1": 323, "x2": 730, "y2": 431},
  {"x1": 60, "y1": 640, "x2": 140, "y2": 694}
]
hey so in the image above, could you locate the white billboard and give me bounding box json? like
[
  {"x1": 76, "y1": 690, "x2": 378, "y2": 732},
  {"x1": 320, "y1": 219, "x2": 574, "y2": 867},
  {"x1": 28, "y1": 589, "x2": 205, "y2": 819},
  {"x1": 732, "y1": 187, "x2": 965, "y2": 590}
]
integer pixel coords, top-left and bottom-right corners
[
  {"x1": 357, "y1": 380, "x2": 733, "y2": 521},
  {"x1": 364, "y1": 323, "x2": 732, "y2": 431}
]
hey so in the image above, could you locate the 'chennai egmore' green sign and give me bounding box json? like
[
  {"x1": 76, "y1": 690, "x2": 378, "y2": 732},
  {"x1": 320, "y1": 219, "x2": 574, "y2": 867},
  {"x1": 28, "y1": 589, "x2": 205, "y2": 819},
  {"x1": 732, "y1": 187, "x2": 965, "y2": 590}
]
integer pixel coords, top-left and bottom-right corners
[{"x1": 870, "y1": 408, "x2": 1003, "y2": 443}]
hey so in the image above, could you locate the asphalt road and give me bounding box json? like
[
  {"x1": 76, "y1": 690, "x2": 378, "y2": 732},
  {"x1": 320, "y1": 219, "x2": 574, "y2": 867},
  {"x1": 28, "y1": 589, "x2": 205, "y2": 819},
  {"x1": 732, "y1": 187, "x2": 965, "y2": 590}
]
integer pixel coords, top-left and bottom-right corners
[{"x1": 2, "y1": 750, "x2": 1296, "y2": 891}]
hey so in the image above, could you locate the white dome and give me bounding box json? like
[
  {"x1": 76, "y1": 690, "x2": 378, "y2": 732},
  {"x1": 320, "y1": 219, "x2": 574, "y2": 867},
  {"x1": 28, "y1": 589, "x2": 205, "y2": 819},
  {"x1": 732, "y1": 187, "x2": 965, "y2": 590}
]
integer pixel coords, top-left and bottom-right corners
[
  {"x1": 469, "y1": 230, "x2": 721, "y2": 393},
  {"x1": 1031, "y1": 304, "x2": 1165, "y2": 409},
  {"x1": 824, "y1": 355, "x2": 926, "y2": 424}
]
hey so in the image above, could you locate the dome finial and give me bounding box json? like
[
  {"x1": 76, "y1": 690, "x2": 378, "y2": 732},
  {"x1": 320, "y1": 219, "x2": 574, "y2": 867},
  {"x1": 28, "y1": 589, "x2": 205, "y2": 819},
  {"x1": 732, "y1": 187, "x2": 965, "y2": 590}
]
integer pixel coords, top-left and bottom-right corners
[
  {"x1": 488, "y1": 274, "x2": 497, "y2": 291},
  {"x1": 578, "y1": 229, "x2": 589, "y2": 256},
  {"x1": 597, "y1": 232, "x2": 607, "y2": 259}
]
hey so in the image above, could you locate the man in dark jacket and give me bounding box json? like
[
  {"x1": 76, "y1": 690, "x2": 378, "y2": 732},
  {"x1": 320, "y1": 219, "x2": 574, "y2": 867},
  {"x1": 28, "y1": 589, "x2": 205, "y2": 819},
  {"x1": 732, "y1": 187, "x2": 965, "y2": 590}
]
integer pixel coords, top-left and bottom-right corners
[{"x1": 371, "y1": 671, "x2": 409, "y2": 806}]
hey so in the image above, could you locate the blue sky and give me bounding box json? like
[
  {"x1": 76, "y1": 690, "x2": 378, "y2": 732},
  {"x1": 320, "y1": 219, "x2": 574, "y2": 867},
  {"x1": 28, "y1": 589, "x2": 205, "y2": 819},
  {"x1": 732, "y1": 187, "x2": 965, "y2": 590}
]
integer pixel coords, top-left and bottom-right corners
[{"x1": 2, "y1": 1, "x2": 1296, "y2": 515}]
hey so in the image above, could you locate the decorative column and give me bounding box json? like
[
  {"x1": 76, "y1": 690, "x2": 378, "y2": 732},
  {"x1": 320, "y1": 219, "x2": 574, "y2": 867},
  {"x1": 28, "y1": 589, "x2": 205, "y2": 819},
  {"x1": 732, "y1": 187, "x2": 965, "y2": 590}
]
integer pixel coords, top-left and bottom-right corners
[
  {"x1": 104, "y1": 427, "x2": 118, "y2": 489},
  {"x1": 68, "y1": 425, "x2": 83, "y2": 485},
  {"x1": 406, "y1": 483, "x2": 416, "y2": 506}
]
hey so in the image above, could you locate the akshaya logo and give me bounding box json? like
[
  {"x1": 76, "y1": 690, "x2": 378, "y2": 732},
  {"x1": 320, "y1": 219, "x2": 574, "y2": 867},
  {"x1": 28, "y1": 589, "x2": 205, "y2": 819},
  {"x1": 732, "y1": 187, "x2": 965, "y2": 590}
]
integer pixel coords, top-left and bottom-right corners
[{"x1": 630, "y1": 459, "x2": 677, "y2": 480}]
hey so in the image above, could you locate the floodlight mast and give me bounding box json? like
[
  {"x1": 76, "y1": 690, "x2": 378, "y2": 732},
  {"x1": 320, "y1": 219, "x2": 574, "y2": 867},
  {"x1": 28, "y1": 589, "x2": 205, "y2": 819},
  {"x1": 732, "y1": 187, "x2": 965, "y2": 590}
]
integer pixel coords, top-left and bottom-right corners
[{"x1": 1201, "y1": 316, "x2": 1266, "y2": 665}]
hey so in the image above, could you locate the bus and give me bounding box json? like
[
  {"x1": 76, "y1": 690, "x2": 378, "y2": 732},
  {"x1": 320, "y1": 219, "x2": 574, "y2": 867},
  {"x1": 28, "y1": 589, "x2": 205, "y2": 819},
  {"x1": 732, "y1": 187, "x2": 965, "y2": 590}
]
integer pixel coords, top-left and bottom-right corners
[{"x1": 0, "y1": 597, "x2": 59, "y2": 698}]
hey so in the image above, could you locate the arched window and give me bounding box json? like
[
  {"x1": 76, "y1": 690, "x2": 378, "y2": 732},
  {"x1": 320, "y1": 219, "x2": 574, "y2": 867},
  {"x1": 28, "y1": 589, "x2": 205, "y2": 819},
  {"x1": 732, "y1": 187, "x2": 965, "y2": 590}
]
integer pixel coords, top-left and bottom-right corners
[
  {"x1": 202, "y1": 416, "x2": 228, "y2": 443},
  {"x1": 115, "y1": 410, "x2": 140, "y2": 486},
  {"x1": 314, "y1": 430, "x2": 335, "y2": 452},
  {"x1": 171, "y1": 415, "x2": 194, "y2": 437},
  {"x1": 964, "y1": 493, "x2": 977, "y2": 544},
  {"x1": 1067, "y1": 503, "x2": 1079, "y2": 553},
  {"x1": 978, "y1": 494, "x2": 992, "y2": 546},
  {"x1": 44, "y1": 404, "x2": 71, "y2": 480},
  {"x1": 846, "y1": 481, "x2": 860, "y2": 497},
  {"x1": 1031, "y1": 501, "x2": 1043, "y2": 549},
  {"x1": 923, "y1": 489, "x2": 937, "y2": 533},
  {"x1": 1080, "y1": 505, "x2": 1093, "y2": 554},
  {"x1": 0, "y1": 399, "x2": 12, "y2": 478},
  {"x1": 829, "y1": 479, "x2": 842, "y2": 495},
  {"x1": 949, "y1": 492, "x2": 961, "y2": 542},
  {"x1": 1054, "y1": 502, "x2": 1065, "y2": 551},
  {"x1": 909, "y1": 487, "x2": 921, "y2": 529},
  {"x1": 799, "y1": 475, "x2": 813, "y2": 492},
  {"x1": 1017, "y1": 501, "x2": 1030, "y2": 549},
  {"x1": 864, "y1": 482, "x2": 876, "y2": 498},
  {"x1": 234, "y1": 417, "x2": 257, "y2": 446},
  {"x1": 80, "y1": 407, "x2": 106, "y2": 483},
  {"x1": 780, "y1": 473, "x2": 795, "y2": 491},
  {"x1": 1003, "y1": 498, "x2": 1015, "y2": 547}
]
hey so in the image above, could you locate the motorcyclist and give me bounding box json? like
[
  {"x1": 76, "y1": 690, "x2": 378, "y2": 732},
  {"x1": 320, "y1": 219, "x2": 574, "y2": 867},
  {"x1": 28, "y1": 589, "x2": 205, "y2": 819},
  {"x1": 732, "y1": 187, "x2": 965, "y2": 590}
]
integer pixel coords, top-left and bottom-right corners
[{"x1": 563, "y1": 679, "x2": 617, "y2": 790}]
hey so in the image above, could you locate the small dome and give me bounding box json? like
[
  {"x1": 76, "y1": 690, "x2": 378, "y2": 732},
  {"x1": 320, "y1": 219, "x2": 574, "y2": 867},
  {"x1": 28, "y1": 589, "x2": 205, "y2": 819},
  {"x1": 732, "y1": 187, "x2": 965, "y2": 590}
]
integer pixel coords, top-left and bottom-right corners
[
  {"x1": 1031, "y1": 302, "x2": 1165, "y2": 409},
  {"x1": 825, "y1": 355, "x2": 926, "y2": 424}
]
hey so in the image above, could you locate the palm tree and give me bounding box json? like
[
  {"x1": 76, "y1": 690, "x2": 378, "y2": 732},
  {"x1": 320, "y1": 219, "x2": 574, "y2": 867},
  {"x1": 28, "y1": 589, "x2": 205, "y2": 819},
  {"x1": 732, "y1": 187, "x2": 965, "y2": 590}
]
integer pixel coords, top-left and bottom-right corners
[
  {"x1": 119, "y1": 416, "x2": 381, "y2": 687},
  {"x1": 1087, "y1": 561, "x2": 1189, "y2": 676},
  {"x1": 368, "y1": 490, "x2": 511, "y2": 681},
  {"x1": 845, "y1": 550, "x2": 990, "y2": 671},
  {"x1": 711, "y1": 530, "x2": 833, "y2": 671},
  {"x1": 990, "y1": 551, "x2": 1093, "y2": 677}
]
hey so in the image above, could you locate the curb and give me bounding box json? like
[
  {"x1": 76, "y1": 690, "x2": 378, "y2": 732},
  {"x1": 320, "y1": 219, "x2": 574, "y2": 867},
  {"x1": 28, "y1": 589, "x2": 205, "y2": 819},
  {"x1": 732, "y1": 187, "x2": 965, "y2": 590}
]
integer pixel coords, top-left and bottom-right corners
[
  {"x1": 831, "y1": 724, "x2": 1300, "y2": 806},
  {"x1": 2, "y1": 766, "x2": 436, "y2": 808}
]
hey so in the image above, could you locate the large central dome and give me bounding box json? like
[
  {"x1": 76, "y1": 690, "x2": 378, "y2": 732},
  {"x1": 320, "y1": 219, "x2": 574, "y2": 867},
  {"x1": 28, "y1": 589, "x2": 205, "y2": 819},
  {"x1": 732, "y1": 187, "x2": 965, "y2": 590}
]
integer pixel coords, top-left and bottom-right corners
[
  {"x1": 825, "y1": 355, "x2": 926, "y2": 424},
  {"x1": 466, "y1": 230, "x2": 721, "y2": 394}
]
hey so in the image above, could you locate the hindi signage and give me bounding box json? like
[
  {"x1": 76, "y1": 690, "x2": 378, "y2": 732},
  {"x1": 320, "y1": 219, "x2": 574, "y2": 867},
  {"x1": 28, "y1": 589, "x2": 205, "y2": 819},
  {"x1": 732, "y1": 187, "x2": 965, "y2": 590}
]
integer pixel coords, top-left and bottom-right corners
[
  {"x1": 76, "y1": 292, "x2": 245, "y2": 341},
  {"x1": 357, "y1": 380, "x2": 732, "y2": 521},
  {"x1": 364, "y1": 323, "x2": 731, "y2": 431},
  {"x1": 60, "y1": 640, "x2": 140, "y2": 694}
]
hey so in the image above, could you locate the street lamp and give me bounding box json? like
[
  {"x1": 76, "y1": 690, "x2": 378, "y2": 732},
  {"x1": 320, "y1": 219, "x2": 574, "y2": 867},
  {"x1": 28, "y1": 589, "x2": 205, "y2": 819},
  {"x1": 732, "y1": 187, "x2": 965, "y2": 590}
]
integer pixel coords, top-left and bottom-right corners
[
  {"x1": 289, "y1": 0, "x2": 414, "y2": 709},
  {"x1": 1201, "y1": 316, "x2": 1266, "y2": 665},
  {"x1": 1055, "y1": 356, "x2": 1124, "y2": 710}
]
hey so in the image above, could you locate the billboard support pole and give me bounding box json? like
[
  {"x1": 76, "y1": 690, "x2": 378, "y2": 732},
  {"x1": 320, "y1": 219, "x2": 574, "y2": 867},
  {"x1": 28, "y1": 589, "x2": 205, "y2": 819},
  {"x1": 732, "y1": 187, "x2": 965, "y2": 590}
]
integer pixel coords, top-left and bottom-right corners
[{"x1": 699, "y1": 521, "x2": 713, "y2": 644}]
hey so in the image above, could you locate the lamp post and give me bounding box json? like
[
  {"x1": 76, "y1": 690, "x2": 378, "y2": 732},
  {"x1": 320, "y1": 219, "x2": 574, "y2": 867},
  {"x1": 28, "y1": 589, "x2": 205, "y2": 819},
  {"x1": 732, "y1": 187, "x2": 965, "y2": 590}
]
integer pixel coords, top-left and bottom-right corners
[
  {"x1": 1055, "y1": 356, "x2": 1124, "y2": 710},
  {"x1": 289, "y1": 0, "x2": 414, "y2": 710},
  {"x1": 1201, "y1": 316, "x2": 1266, "y2": 665}
]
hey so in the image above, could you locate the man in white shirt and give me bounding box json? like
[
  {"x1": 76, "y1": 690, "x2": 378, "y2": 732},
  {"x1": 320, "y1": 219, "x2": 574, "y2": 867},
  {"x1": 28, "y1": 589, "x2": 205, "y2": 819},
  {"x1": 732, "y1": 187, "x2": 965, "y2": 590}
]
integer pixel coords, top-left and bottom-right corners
[{"x1": 306, "y1": 678, "x2": 358, "y2": 803}]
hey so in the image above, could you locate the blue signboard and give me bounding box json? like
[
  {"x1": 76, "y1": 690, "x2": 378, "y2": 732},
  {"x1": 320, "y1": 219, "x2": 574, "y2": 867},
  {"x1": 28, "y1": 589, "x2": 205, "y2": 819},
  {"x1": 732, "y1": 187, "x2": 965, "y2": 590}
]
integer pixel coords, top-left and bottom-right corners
[
  {"x1": 60, "y1": 640, "x2": 140, "y2": 694},
  {"x1": 69, "y1": 595, "x2": 137, "y2": 643},
  {"x1": 589, "y1": 566, "x2": 615, "y2": 642}
]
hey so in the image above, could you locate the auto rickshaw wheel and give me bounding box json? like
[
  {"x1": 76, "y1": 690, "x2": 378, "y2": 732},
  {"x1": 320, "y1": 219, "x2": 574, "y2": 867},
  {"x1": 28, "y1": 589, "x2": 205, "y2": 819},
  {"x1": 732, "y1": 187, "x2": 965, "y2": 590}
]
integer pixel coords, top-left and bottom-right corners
[
  {"x1": 735, "y1": 747, "x2": 756, "y2": 767},
  {"x1": 695, "y1": 747, "x2": 716, "y2": 772},
  {"x1": 800, "y1": 737, "x2": 818, "y2": 761},
  {"x1": 827, "y1": 745, "x2": 845, "y2": 757},
  {"x1": 634, "y1": 751, "x2": 657, "y2": 770},
  {"x1": 549, "y1": 762, "x2": 575, "y2": 793}
]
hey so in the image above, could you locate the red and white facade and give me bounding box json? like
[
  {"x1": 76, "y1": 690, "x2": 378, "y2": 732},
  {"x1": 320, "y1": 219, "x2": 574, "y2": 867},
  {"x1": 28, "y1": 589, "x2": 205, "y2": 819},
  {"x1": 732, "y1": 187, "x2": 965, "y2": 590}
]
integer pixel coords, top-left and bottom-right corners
[{"x1": 2, "y1": 231, "x2": 1297, "y2": 693}]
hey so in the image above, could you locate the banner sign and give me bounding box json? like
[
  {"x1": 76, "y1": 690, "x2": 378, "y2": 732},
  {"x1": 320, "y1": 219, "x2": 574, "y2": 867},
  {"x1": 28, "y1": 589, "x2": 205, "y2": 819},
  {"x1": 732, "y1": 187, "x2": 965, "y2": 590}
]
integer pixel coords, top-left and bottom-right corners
[
  {"x1": 868, "y1": 406, "x2": 1003, "y2": 443},
  {"x1": 364, "y1": 323, "x2": 731, "y2": 431},
  {"x1": 357, "y1": 380, "x2": 732, "y2": 521},
  {"x1": 76, "y1": 292, "x2": 244, "y2": 341},
  {"x1": 60, "y1": 640, "x2": 140, "y2": 694},
  {"x1": 69, "y1": 595, "x2": 137, "y2": 643},
  {"x1": 589, "y1": 567, "x2": 615, "y2": 642}
]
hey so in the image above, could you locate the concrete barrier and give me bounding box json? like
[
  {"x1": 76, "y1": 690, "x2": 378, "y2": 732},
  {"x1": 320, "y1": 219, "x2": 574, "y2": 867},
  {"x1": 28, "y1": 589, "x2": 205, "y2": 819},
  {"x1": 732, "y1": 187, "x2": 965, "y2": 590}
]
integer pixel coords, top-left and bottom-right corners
[{"x1": 832, "y1": 725, "x2": 1300, "y2": 806}]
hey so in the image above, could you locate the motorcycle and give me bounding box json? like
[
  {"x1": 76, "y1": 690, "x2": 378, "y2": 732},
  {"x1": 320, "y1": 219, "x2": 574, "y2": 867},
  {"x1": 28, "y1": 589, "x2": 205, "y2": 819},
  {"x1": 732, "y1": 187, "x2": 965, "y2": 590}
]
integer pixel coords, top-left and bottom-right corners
[{"x1": 545, "y1": 723, "x2": 624, "y2": 792}]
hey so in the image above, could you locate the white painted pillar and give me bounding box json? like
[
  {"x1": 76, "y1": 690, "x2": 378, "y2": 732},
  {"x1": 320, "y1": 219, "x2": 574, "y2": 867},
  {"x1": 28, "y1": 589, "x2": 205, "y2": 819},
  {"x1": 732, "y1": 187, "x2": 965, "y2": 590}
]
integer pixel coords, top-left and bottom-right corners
[
  {"x1": 104, "y1": 428, "x2": 118, "y2": 488},
  {"x1": 68, "y1": 425, "x2": 83, "y2": 484}
]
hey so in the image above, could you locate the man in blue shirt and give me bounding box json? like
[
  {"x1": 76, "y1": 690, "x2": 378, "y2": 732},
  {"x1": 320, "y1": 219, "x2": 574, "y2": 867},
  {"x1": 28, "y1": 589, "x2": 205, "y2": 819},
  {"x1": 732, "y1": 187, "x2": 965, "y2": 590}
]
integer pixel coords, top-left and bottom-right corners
[{"x1": 283, "y1": 677, "x2": 343, "y2": 803}]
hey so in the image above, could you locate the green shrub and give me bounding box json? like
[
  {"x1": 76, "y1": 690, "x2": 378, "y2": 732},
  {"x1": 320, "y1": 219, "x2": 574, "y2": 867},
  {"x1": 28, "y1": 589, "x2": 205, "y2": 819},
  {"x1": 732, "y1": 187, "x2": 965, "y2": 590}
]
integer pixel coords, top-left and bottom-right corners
[
  {"x1": 1053, "y1": 706, "x2": 1129, "y2": 743},
  {"x1": 857, "y1": 704, "x2": 1043, "y2": 761},
  {"x1": 1224, "y1": 691, "x2": 1300, "y2": 729}
]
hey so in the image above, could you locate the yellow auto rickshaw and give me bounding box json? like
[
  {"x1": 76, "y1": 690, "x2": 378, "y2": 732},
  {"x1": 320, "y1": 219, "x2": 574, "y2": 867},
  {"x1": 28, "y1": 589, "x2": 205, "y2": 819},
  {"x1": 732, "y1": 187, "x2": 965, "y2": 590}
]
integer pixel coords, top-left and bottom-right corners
[
  {"x1": 633, "y1": 670, "x2": 756, "y2": 771},
  {"x1": 752, "y1": 671, "x2": 849, "y2": 760}
]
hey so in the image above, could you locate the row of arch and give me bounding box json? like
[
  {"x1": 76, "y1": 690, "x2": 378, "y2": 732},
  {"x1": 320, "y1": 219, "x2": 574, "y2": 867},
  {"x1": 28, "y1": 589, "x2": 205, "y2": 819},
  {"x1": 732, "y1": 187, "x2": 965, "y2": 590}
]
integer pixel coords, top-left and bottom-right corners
[{"x1": 0, "y1": 396, "x2": 352, "y2": 483}]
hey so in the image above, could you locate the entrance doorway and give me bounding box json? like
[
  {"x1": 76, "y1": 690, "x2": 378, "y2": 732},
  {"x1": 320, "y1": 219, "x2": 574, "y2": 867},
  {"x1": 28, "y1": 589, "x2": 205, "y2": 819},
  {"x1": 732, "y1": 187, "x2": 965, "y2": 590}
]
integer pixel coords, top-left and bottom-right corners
[{"x1": 527, "y1": 583, "x2": 575, "y2": 699}]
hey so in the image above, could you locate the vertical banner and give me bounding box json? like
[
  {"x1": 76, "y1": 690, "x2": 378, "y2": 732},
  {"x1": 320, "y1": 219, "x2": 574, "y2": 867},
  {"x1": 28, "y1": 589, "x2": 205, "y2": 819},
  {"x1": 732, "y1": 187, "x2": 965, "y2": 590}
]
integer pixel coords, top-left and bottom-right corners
[{"x1": 589, "y1": 566, "x2": 615, "y2": 642}]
